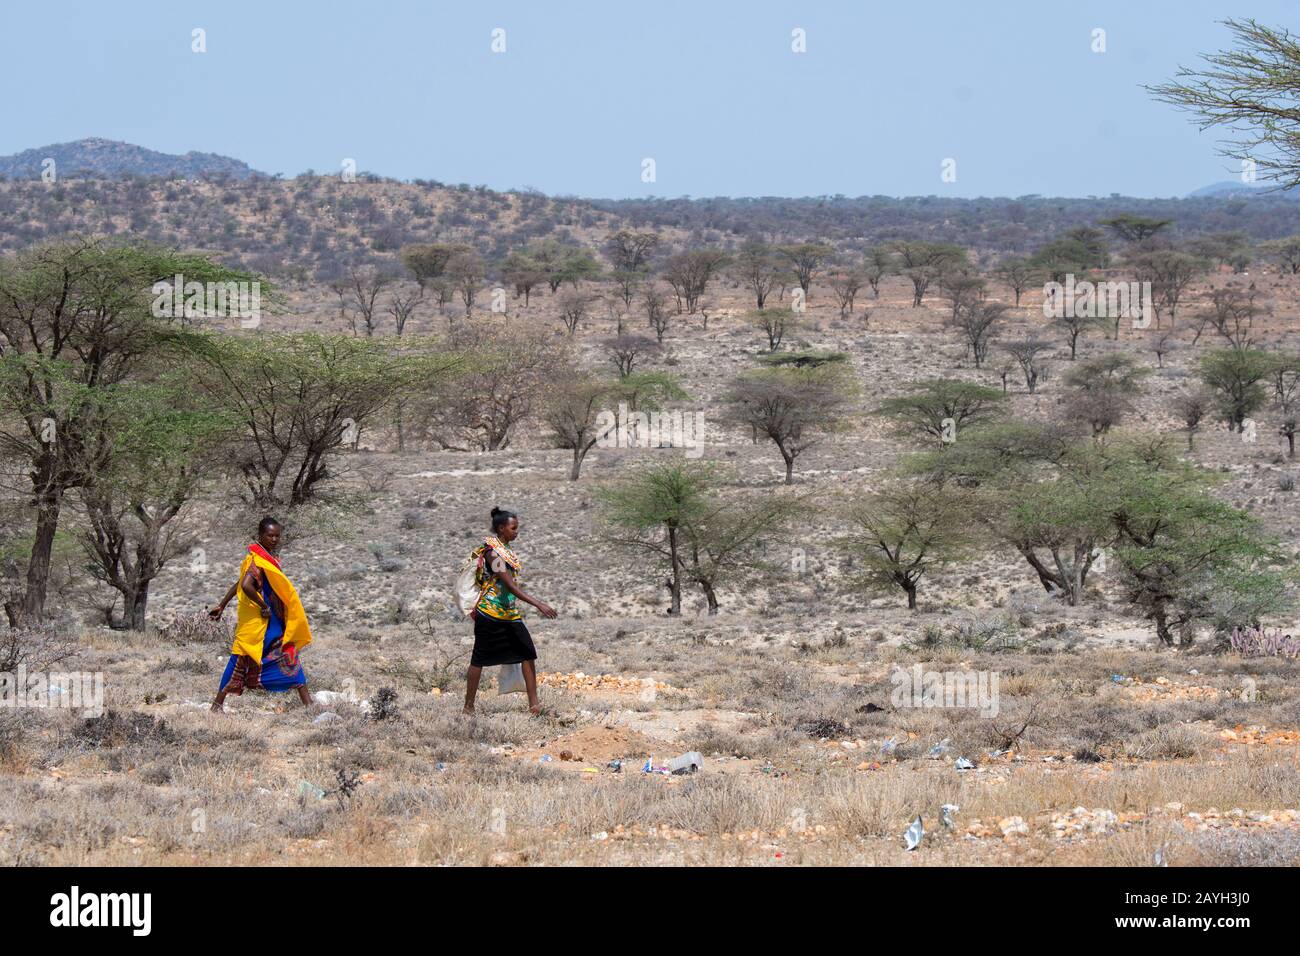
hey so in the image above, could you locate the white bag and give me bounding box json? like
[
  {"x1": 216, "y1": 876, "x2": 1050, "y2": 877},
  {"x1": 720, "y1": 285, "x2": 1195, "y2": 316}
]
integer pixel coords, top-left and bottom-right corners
[
  {"x1": 498, "y1": 663, "x2": 527, "y2": 695},
  {"x1": 452, "y1": 552, "x2": 485, "y2": 618}
]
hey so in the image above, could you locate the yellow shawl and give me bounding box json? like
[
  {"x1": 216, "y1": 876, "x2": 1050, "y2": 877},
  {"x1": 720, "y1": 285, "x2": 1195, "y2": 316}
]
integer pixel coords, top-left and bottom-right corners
[{"x1": 231, "y1": 550, "x2": 312, "y2": 662}]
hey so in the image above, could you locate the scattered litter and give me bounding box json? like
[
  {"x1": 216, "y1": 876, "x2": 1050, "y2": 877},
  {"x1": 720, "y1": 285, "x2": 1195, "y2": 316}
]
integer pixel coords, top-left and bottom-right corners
[
  {"x1": 856, "y1": 702, "x2": 884, "y2": 714},
  {"x1": 540, "y1": 755, "x2": 553, "y2": 763},
  {"x1": 667, "y1": 751, "x2": 703, "y2": 775},
  {"x1": 954, "y1": 756, "x2": 975, "y2": 771},
  {"x1": 608, "y1": 760, "x2": 623, "y2": 773},
  {"x1": 312, "y1": 712, "x2": 340, "y2": 725},
  {"x1": 591, "y1": 831, "x2": 609, "y2": 841},
  {"x1": 296, "y1": 780, "x2": 326, "y2": 801},
  {"x1": 926, "y1": 738, "x2": 951, "y2": 759},
  {"x1": 313, "y1": 690, "x2": 352, "y2": 707},
  {"x1": 435, "y1": 762, "x2": 447, "y2": 772},
  {"x1": 904, "y1": 816, "x2": 925, "y2": 850},
  {"x1": 941, "y1": 804, "x2": 959, "y2": 830}
]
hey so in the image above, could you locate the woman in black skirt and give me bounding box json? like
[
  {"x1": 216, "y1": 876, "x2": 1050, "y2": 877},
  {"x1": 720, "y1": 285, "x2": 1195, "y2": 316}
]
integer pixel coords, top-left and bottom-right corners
[{"x1": 464, "y1": 507, "x2": 557, "y2": 716}]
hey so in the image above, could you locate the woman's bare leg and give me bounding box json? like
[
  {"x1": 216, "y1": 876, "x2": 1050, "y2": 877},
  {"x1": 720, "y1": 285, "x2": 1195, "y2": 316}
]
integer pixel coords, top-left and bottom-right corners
[
  {"x1": 522, "y1": 660, "x2": 540, "y2": 716},
  {"x1": 464, "y1": 665, "x2": 482, "y2": 715},
  {"x1": 210, "y1": 689, "x2": 228, "y2": 713},
  {"x1": 297, "y1": 686, "x2": 313, "y2": 707}
]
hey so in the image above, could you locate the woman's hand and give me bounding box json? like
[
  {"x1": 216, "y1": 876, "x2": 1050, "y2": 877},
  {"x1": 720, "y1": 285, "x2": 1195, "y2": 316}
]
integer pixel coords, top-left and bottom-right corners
[
  {"x1": 208, "y1": 604, "x2": 225, "y2": 621},
  {"x1": 535, "y1": 601, "x2": 558, "y2": 620},
  {"x1": 259, "y1": 605, "x2": 271, "y2": 620}
]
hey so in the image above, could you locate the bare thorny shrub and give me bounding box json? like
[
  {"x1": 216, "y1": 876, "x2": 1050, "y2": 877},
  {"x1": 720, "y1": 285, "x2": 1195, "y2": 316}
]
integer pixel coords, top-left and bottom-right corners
[{"x1": 0, "y1": 623, "x2": 76, "y2": 674}]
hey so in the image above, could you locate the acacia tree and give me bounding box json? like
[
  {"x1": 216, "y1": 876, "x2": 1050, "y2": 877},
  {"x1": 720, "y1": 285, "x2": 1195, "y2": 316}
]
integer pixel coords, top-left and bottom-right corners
[
  {"x1": 1195, "y1": 284, "x2": 1266, "y2": 350},
  {"x1": 605, "y1": 334, "x2": 659, "y2": 379},
  {"x1": 1174, "y1": 390, "x2": 1211, "y2": 450},
  {"x1": 557, "y1": 288, "x2": 596, "y2": 335},
  {"x1": 992, "y1": 257, "x2": 1041, "y2": 307},
  {"x1": 1107, "y1": 459, "x2": 1291, "y2": 645},
  {"x1": 1063, "y1": 353, "x2": 1151, "y2": 438},
  {"x1": 0, "y1": 239, "x2": 255, "y2": 624},
  {"x1": 1001, "y1": 337, "x2": 1053, "y2": 393},
  {"x1": 750, "y1": 307, "x2": 801, "y2": 351},
  {"x1": 874, "y1": 378, "x2": 1007, "y2": 446},
  {"x1": 331, "y1": 266, "x2": 395, "y2": 336},
  {"x1": 730, "y1": 241, "x2": 780, "y2": 309},
  {"x1": 892, "y1": 240, "x2": 967, "y2": 307},
  {"x1": 843, "y1": 480, "x2": 971, "y2": 610},
  {"x1": 778, "y1": 243, "x2": 833, "y2": 297},
  {"x1": 1052, "y1": 304, "x2": 1106, "y2": 360},
  {"x1": 501, "y1": 249, "x2": 547, "y2": 307},
  {"x1": 1199, "y1": 348, "x2": 1270, "y2": 433},
  {"x1": 446, "y1": 250, "x2": 485, "y2": 314},
  {"x1": 1149, "y1": 18, "x2": 1300, "y2": 189},
  {"x1": 1100, "y1": 214, "x2": 1172, "y2": 247},
  {"x1": 544, "y1": 373, "x2": 614, "y2": 480},
  {"x1": 683, "y1": 499, "x2": 806, "y2": 615},
  {"x1": 948, "y1": 300, "x2": 1007, "y2": 367},
  {"x1": 643, "y1": 284, "x2": 673, "y2": 342},
  {"x1": 401, "y1": 243, "x2": 463, "y2": 293},
  {"x1": 827, "y1": 269, "x2": 865, "y2": 317},
  {"x1": 1263, "y1": 352, "x2": 1300, "y2": 458},
  {"x1": 78, "y1": 376, "x2": 238, "y2": 630},
  {"x1": 912, "y1": 423, "x2": 1115, "y2": 606},
  {"x1": 862, "y1": 247, "x2": 894, "y2": 298},
  {"x1": 726, "y1": 365, "x2": 853, "y2": 484},
  {"x1": 605, "y1": 230, "x2": 660, "y2": 273},
  {"x1": 1259, "y1": 236, "x2": 1300, "y2": 274},
  {"x1": 660, "y1": 249, "x2": 728, "y2": 313},
  {"x1": 178, "y1": 331, "x2": 415, "y2": 504},
  {"x1": 412, "y1": 324, "x2": 563, "y2": 452},
  {"x1": 599, "y1": 461, "x2": 711, "y2": 615},
  {"x1": 1132, "y1": 249, "x2": 1208, "y2": 329}
]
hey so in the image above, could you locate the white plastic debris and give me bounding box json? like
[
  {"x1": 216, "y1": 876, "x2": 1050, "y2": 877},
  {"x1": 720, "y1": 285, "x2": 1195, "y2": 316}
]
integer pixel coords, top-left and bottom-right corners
[
  {"x1": 926, "y1": 738, "x2": 951, "y2": 759},
  {"x1": 955, "y1": 756, "x2": 975, "y2": 771},
  {"x1": 941, "y1": 804, "x2": 959, "y2": 829},
  {"x1": 667, "y1": 751, "x2": 703, "y2": 775},
  {"x1": 904, "y1": 815, "x2": 925, "y2": 850},
  {"x1": 312, "y1": 712, "x2": 341, "y2": 724}
]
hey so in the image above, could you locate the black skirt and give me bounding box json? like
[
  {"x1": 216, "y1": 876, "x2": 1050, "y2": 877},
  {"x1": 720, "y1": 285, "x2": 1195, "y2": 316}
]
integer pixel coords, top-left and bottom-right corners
[{"x1": 471, "y1": 612, "x2": 537, "y2": 667}]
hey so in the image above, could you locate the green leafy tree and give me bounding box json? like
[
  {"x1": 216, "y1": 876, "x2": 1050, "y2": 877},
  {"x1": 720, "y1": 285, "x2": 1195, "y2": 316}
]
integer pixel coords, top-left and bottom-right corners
[
  {"x1": 843, "y1": 480, "x2": 972, "y2": 610},
  {"x1": 0, "y1": 238, "x2": 256, "y2": 623}
]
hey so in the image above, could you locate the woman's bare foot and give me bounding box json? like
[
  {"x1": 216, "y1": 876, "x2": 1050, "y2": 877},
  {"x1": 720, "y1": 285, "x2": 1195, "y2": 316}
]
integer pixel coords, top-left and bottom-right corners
[
  {"x1": 209, "y1": 702, "x2": 224, "y2": 713},
  {"x1": 462, "y1": 707, "x2": 475, "y2": 717},
  {"x1": 528, "y1": 704, "x2": 541, "y2": 717}
]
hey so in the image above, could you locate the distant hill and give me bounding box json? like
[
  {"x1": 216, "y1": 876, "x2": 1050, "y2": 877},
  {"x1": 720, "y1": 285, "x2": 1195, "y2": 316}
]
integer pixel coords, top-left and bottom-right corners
[
  {"x1": 0, "y1": 138, "x2": 262, "y2": 181},
  {"x1": 1187, "y1": 179, "x2": 1299, "y2": 199}
]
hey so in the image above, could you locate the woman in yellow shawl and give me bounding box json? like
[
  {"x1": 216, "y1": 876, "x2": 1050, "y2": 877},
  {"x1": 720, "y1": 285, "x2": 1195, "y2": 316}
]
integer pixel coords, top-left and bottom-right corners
[{"x1": 206, "y1": 517, "x2": 313, "y2": 712}]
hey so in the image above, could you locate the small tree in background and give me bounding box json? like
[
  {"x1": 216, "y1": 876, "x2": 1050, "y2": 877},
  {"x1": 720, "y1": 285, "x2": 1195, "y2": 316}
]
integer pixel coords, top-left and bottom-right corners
[
  {"x1": 544, "y1": 374, "x2": 614, "y2": 480},
  {"x1": 874, "y1": 379, "x2": 1007, "y2": 446},
  {"x1": 600, "y1": 461, "x2": 711, "y2": 615},
  {"x1": 750, "y1": 307, "x2": 802, "y2": 352},
  {"x1": 1174, "y1": 391, "x2": 1212, "y2": 450},
  {"x1": 843, "y1": 480, "x2": 972, "y2": 610},
  {"x1": 1199, "y1": 348, "x2": 1271, "y2": 433},
  {"x1": 726, "y1": 365, "x2": 854, "y2": 484}
]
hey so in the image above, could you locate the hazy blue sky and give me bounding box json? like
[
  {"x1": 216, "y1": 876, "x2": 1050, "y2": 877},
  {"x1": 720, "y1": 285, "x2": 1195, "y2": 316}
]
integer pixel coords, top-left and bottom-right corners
[{"x1": 1, "y1": 1, "x2": 1292, "y2": 198}]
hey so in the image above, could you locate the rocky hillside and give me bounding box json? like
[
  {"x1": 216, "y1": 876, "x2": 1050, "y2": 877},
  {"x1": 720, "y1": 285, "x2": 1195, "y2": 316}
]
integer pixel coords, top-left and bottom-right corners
[{"x1": 0, "y1": 137, "x2": 260, "y2": 182}]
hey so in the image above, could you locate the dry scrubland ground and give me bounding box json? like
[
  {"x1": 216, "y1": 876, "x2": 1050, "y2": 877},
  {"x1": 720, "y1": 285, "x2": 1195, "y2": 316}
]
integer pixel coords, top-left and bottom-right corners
[{"x1": 2, "y1": 274, "x2": 1298, "y2": 866}]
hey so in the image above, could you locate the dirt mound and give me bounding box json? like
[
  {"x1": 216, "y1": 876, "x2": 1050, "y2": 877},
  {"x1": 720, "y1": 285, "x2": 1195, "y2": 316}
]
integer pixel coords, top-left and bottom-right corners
[{"x1": 524, "y1": 725, "x2": 658, "y2": 767}]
